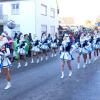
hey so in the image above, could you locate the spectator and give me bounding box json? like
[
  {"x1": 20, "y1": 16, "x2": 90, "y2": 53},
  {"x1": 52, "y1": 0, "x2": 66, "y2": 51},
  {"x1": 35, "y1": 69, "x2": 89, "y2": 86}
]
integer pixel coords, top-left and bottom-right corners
[{"x1": 28, "y1": 33, "x2": 33, "y2": 42}]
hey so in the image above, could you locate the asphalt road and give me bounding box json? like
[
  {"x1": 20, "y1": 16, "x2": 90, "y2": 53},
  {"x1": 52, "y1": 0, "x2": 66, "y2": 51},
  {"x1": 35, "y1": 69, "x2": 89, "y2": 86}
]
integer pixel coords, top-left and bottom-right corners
[{"x1": 0, "y1": 53, "x2": 100, "y2": 100}]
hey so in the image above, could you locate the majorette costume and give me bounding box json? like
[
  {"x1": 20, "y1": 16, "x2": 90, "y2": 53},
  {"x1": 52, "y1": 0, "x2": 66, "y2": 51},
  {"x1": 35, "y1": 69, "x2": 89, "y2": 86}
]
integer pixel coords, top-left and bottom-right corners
[
  {"x1": 0, "y1": 36, "x2": 11, "y2": 69},
  {"x1": 41, "y1": 35, "x2": 49, "y2": 50},
  {"x1": 60, "y1": 35, "x2": 72, "y2": 61},
  {"x1": 32, "y1": 39, "x2": 41, "y2": 52},
  {"x1": 0, "y1": 34, "x2": 12, "y2": 90},
  {"x1": 17, "y1": 35, "x2": 28, "y2": 55},
  {"x1": 51, "y1": 36, "x2": 58, "y2": 49}
]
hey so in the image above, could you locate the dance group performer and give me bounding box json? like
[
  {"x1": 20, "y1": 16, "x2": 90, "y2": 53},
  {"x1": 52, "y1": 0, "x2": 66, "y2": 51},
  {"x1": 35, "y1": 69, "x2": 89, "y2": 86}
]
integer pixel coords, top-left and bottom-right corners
[
  {"x1": 59, "y1": 29, "x2": 100, "y2": 78},
  {"x1": 0, "y1": 28, "x2": 100, "y2": 89},
  {"x1": 60, "y1": 34, "x2": 73, "y2": 78},
  {"x1": 0, "y1": 33, "x2": 11, "y2": 89},
  {"x1": 0, "y1": 32, "x2": 58, "y2": 89}
]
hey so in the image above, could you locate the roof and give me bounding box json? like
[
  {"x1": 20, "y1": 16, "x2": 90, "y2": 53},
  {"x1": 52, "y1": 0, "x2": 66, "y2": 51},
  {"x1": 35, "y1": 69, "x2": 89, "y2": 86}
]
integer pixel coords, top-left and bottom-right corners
[
  {"x1": 0, "y1": 0, "x2": 17, "y2": 1},
  {"x1": 59, "y1": 17, "x2": 75, "y2": 26}
]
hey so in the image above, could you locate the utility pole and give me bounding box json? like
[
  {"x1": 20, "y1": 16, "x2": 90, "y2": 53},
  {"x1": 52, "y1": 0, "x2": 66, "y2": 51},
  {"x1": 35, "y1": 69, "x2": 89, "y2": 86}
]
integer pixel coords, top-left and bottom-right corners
[{"x1": 56, "y1": 0, "x2": 59, "y2": 14}]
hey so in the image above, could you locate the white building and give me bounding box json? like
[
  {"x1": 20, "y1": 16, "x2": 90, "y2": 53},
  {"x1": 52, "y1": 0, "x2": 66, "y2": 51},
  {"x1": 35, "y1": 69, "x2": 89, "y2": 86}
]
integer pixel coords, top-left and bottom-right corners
[{"x1": 0, "y1": 0, "x2": 59, "y2": 39}]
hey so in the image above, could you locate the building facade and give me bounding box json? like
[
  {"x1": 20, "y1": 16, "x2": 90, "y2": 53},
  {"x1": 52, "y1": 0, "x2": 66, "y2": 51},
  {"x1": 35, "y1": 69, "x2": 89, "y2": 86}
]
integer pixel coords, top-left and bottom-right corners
[{"x1": 0, "y1": 0, "x2": 59, "y2": 39}]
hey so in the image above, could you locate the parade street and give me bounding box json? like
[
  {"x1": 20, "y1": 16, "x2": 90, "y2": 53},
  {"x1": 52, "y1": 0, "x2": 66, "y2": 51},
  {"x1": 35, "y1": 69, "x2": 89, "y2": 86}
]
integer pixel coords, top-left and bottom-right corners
[{"x1": 0, "y1": 54, "x2": 100, "y2": 100}]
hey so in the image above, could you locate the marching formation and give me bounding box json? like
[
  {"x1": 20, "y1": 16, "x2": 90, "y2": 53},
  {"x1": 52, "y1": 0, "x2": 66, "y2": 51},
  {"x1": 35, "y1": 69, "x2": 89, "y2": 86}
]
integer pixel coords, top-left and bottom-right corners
[
  {"x1": 0, "y1": 32, "x2": 59, "y2": 90},
  {"x1": 13, "y1": 32, "x2": 59, "y2": 68},
  {"x1": 0, "y1": 27, "x2": 100, "y2": 90},
  {"x1": 60, "y1": 28, "x2": 100, "y2": 78}
]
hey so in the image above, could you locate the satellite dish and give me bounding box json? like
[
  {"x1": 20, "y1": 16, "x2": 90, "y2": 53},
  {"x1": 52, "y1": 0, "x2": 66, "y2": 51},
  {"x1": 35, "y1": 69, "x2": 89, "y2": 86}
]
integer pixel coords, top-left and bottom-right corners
[{"x1": 7, "y1": 20, "x2": 16, "y2": 29}]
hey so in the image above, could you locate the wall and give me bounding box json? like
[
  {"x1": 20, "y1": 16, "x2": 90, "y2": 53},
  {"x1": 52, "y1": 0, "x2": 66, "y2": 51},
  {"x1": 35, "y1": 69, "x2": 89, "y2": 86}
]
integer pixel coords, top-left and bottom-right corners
[
  {"x1": 1, "y1": 0, "x2": 58, "y2": 39},
  {"x1": 2, "y1": 0, "x2": 35, "y2": 38},
  {"x1": 35, "y1": 0, "x2": 58, "y2": 39}
]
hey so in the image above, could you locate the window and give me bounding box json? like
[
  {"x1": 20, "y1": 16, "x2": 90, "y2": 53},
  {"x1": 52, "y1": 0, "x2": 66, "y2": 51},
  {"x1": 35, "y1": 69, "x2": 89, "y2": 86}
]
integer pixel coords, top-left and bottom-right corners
[
  {"x1": 12, "y1": 4, "x2": 19, "y2": 9},
  {"x1": 11, "y1": 3, "x2": 19, "y2": 15},
  {"x1": 41, "y1": 0, "x2": 45, "y2": 4},
  {"x1": 50, "y1": 8, "x2": 55, "y2": 18},
  {"x1": 41, "y1": 4, "x2": 47, "y2": 16},
  {"x1": 50, "y1": 26, "x2": 55, "y2": 34},
  {"x1": 0, "y1": 4, "x2": 3, "y2": 17},
  {"x1": 41, "y1": 25, "x2": 47, "y2": 33},
  {"x1": 0, "y1": 25, "x2": 3, "y2": 34}
]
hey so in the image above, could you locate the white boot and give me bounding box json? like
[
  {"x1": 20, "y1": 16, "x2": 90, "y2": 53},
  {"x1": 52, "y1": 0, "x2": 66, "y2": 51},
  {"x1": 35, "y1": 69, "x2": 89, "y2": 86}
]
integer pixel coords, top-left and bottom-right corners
[
  {"x1": 54, "y1": 53, "x2": 57, "y2": 57},
  {"x1": 36, "y1": 59, "x2": 39, "y2": 63},
  {"x1": 46, "y1": 56, "x2": 48, "y2": 60},
  {"x1": 86, "y1": 60, "x2": 88, "y2": 64},
  {"x1": 94, "y1": 57, "x2": 97, "y2": 61},
  {"x1": 51, "y1": 54, "x2": 54, "y2": 57},
  {"x1": 17, "y1": 63, "x2": 21, "y2": 68},
  {"x1": 89, "y1": 60, "x2": 91, "y2": 64},
  {"x1": 60, "y1": 72, "x2": 64, "y2": 79},
  {"x1": 41, "y1": 57, "x2": 43, "y2": 61},
  {"x1": 77, "y1": 63, "x2": 80, "y2": 69},
  {"x1": 4, "y1": 81, "x2": 11, "y2": 90},
  {"x1": 69, "y1": 70, "x2": 72, "y2": 77},
  {"x1": 31, "y1": 58, "x2": 34, "y2": 63},
  {"x1": 0, "y1": 68, "x2": 1, "y2": 73},
  {"x1": 24, "y1": 62, "x2": 28, "y2": 66},
  {"x1": 83, "y1": 63, "x2": 86, "y2": 68}
]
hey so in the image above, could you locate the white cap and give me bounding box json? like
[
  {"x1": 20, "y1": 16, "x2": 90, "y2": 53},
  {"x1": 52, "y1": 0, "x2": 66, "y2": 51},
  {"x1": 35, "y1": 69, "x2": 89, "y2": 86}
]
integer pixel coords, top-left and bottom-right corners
[
  {"x1": 1, "y1": 32, "x2": 7, "y2": 37},
  {"x1": 2, "y1": 37, "x2": 8, "y2": 43},
  {"x1": 0, "y1": 37, "x2": 8, "y2": 48},
  {"x1": 20, "y1": 35, "x2": 24, "y2": 42},
  {"x1": 64, "y1": 34, "x2": 69, "y2": 37}
]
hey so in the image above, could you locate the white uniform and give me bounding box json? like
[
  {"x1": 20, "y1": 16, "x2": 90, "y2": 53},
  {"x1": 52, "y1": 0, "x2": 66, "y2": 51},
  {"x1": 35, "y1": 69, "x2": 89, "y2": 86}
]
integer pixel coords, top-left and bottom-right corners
[
  {"x1": 86, "y1": 42, "x2": 92, "y2": 53},
  {"x1": 41, "y1": 37, "x2": 49, "y2": 50},
  {"x1": 0, "y1": 48, "x2": 11, "y2": 67},
  {"x1": 73, "y1": 43, "x2": 82, "y2": 54},
  {"x1": 0, "y1": 37, "x2": 11, "y2": 68},
  {"x1": 51, "y1": 37, "x2": 58, "y2": 48},
  {"x1": 17, "y1": 39, "x2": 27, "y2": 55},
  {"x1": 32, "y1": 40, "x2": 41, "y2": 52},
  {"x1": 82, "y1": 45, "x2": 88, "y2": 54},
  {"x1": 60, "y1": 40, "x2": 71, "y2": 60}
]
